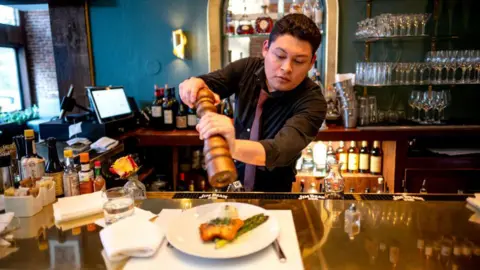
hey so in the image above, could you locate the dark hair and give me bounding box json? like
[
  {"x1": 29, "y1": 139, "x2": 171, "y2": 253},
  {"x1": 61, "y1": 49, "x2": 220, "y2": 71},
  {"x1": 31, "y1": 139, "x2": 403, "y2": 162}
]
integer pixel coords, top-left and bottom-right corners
[{"x1": 268, "y1": 14, "x2": 322, "y2": 56}]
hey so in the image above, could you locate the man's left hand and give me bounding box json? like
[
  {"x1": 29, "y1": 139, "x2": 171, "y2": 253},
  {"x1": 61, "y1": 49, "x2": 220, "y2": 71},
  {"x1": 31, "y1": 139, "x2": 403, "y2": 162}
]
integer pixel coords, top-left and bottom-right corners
[{"x1": 196, "y1": 112, "x2": 236, "y2": 152}]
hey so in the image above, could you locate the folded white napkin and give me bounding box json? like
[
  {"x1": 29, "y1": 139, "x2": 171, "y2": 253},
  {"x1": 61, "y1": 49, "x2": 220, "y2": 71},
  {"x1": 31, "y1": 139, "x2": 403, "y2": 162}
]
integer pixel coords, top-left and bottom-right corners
[
  {"x1": 100, "y1": 215, "x2": 164, "y2": 262},
  {"x1": 0, "y1": 212, "x2": 14, "y2": 233},
  {"x1": 94, "y1": 207, "x2": 156, "y2": 228},
  {"x1": 53, "y1": 191, "x2": 106, "y2": 222}
]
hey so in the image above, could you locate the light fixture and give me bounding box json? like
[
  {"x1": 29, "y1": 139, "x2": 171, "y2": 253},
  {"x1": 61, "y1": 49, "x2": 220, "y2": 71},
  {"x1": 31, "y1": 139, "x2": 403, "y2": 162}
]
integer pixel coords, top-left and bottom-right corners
[{"x1": 172, "y1": 29, "x2": 187, "y2": 59}]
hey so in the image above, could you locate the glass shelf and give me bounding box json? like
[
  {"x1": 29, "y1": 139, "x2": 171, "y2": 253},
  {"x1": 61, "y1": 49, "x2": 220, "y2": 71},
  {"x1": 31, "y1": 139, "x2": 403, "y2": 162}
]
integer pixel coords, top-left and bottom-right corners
[
  {"x1": 224, "y1": 33, "x2": 270, "y2": 38},
  {"x1": 356, "y1": 82, "x2": 480, "y2": 87},
  {"x1": 354, "y1": 35, "x2": 461, "y2": 43}
]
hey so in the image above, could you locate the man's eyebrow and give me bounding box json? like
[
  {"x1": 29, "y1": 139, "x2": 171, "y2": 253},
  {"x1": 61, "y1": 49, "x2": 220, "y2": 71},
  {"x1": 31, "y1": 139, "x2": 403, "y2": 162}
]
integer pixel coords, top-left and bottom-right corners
[{"x1": 274, "y1": 47, "x2": 309, "y2": 58}]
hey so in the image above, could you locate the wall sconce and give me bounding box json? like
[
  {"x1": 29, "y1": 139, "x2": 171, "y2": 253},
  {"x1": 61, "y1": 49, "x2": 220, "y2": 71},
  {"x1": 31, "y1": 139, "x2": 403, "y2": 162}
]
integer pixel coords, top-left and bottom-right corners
[{"x1": 172, "y1": 29, "x2": 187, "y2": 59}]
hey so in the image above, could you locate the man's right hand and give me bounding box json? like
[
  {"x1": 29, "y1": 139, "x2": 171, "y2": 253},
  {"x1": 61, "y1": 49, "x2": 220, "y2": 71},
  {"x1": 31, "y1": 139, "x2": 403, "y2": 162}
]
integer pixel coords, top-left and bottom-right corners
[{"x1": 179, "y1": 77, "x2": 220, "y2": 108}]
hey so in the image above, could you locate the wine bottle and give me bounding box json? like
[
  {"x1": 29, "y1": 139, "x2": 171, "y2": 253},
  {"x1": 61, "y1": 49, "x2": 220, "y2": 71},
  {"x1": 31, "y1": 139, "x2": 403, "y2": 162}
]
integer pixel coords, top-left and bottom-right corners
[
  {"x1": 176, "y1": 102, "x2": 187, "y2": 130},
  {"x1": 187, "y1": 107, "x2": 198, "y2": 130},
  {"x1": 63, "y1": 148, "x2": 79, "y2": 197},
  {"x1": 359, "y1": 141, "x2": 370, "y2": 173},
  {"x1": 162, "y1": 87, "x2": 176, "y2": 130},
  {"x1": 370, "y1": 141, "x2": 383, "y2": 175},
  {"x1": 336, "y1": 141, "x2": 348, "y2": 172},
  {"x1": 347, "y1": 141, "x2": 359, "y2": 173},
  {"x1": 45, "y1": 137, "x2": 64, "y2": 197},
  {"x1": 151, "y1": 86, "x2": 164, "y2": 130}
]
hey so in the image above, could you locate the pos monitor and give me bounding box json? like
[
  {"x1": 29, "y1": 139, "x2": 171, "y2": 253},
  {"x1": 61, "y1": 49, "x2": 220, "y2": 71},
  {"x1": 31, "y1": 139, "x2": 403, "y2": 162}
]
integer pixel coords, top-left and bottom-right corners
[{"x1": 86, "y1": 86, "x2": 133, "y2": 124}]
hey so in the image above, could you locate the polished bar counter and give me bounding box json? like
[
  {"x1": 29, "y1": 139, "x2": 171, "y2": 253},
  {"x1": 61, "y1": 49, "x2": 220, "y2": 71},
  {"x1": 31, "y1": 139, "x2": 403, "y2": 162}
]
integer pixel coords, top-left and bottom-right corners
[{"x1": 1, "y1": 193, "x2": 479, "y2": 269}]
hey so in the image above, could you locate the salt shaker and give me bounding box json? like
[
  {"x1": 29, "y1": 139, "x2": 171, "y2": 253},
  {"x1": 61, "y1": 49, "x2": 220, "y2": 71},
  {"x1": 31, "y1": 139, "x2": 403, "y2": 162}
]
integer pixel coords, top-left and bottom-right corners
[{"x1": 344, "y1": 203, "x2": 361, "y2": 240}]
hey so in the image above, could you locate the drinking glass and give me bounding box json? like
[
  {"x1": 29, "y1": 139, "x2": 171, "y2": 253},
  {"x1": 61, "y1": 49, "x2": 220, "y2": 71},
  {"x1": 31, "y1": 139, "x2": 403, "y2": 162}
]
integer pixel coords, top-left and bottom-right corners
[
  {"x1": 405, "y1": 14, "x2": 413, "y2": 36},
  {"x1": 103, "y1": 187, "x2": 135, "y2": 225},
  {"x1": 368, "y1": 96, "x2": 378, "y2": 123},
  {"x1": 432, "y1": 91, "x2": 445, "y2": 124}
]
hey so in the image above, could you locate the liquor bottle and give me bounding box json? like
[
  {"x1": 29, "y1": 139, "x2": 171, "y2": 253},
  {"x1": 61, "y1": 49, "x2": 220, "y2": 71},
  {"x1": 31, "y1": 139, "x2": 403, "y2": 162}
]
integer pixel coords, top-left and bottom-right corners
[
  {"x1": 347, "y1": 141, "x2": 359, "y2": 173},
  {"x1": 162, "y1": 87, "x2": 176, "y2": 130},
  {"x1": 326, "y1": 141, "x2": 336, "y2": 167},
  {"x1": 222, "y1": 98, "x2": 234, "y2": 118},
  {"x1": 419, "y1": 179, "x2": 427, "y2": 194},
  {"x1": 21, "y1": 129, "x2": 45, "y2": 181},
  {"x1": 225, "y1": 4, "x2": 235, "y2": 35},
  {"x1": 13, "y1": 135, "x2": 25, "y2": 182},
  {"x1": 255, "y1": 5, "x2": 273, "y2": 34},
  {"x1": 312, "y1": 0, "x2": 324, "y2": 33},
  {"x1": 151, "y1": 86, "x2": 164, "y2": 130},
  {"x1": 289, "y1": 0, "x2": 302, "y2": 13},
  {"x1": 359, "y1": 141, "x2": 370, "y2": 173},
  {"x1": 63, "y1": 148, "x2": 79, "y2": 197},
  {"x1": 78, "y1": 153, "x2": 94, "y2": 194},
  {"x1": 237, "y1": 6, "x2": 254, "y2": 35},
  {"x1": 188, "y1": 180, "x2": 195, "y2": 192},
  {"x1": 336, "y1": 141, "x2": 348, "y2": 172},
  {"x1": 370, "y1": 141, "x2": 383, "y2": 175},
  {"x1": 178, "y1": 172, "x2": 187, "y2": 191},
  {"x1": 191, "y1": 149, "x2": 207, "y2": 189},
  {"x1": 44, "y1": 137, "x2": 64, "y2": 197},
  {"x1": 176, "y1": 102, "x2": 187, "y2": 130},
  {"x1": 93, "y1": 161, "x2": 106, "y2": 192},
  {"x1": 187, "y1": 107, "x2": 197, "y2": 130},
  {"x1": 302, "y1": 0, "x2": 313, "y2": 20}
]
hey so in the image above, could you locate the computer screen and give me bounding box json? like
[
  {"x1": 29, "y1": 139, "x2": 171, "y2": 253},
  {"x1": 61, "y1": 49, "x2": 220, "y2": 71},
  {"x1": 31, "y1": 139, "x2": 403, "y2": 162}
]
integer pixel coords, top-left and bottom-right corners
[{"x1": 90, "y1": 88, "x2": 131, "y2": 119}]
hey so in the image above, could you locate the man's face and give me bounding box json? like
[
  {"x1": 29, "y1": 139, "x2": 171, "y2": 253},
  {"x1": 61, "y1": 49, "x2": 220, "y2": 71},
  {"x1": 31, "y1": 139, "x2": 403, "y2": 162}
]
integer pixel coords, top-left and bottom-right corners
[{"x1": 262, "y1": 34, "x2": 315, "y2": 91}]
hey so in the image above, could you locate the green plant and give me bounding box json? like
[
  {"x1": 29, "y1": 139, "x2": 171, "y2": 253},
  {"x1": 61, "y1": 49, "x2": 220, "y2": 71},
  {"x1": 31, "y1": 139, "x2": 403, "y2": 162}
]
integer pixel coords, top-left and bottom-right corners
[{"x1": 0, "y1": 105, "x2": 39, "y2": 125}]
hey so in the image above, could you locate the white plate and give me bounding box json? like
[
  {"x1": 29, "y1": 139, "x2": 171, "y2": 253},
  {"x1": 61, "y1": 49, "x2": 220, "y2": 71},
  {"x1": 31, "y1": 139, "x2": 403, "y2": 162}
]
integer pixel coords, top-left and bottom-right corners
[{"x1": 166, "y1": 202, "x2": 280, "y2": 259}]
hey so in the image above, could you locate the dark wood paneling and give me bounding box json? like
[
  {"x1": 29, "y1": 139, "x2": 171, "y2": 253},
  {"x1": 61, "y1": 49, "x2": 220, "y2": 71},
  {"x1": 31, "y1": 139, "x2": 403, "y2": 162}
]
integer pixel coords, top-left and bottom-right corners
[
  {"x1": 405, "y1": 169, "x2": 480, "y2": 194},
  {"x1": 134, "y1": 128, "x2": 203, "y2": 146},
  {"x1": 49, "y1": 2, "x2": 92, "y2": 110}
]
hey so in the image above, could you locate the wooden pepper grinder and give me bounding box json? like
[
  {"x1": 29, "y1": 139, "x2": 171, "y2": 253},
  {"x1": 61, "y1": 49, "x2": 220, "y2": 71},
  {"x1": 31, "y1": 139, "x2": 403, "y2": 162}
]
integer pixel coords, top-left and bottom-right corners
[{"x1": 195, "y1": 88, "x2": 237, "y2": 188}]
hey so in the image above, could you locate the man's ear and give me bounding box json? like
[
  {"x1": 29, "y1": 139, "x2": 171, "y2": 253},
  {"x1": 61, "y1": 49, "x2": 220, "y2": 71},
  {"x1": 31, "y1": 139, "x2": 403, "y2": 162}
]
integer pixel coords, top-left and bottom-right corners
[
  {"x1": 262, "y1": 40, "x2": 269, "y2": 58},
  {"x1": 309, "y1": 54, "x2": 317, "y2": 69}
]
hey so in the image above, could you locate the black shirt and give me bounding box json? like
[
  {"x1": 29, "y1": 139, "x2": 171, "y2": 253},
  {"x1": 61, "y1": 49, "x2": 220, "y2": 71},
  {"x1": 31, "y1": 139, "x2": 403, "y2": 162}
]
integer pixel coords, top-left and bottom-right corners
[{"x1": 198, "y1": 57, "x2": 327, "y2": 192}]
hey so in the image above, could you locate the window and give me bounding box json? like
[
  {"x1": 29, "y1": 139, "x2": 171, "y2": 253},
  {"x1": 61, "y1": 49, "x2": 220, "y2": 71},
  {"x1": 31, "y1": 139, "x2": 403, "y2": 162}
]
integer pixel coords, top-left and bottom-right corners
[
  {"x1": 0, "y1": 47, "x2": 22, "y2": 113},
  {"x1": 0, "y1": 5, "x2": 18, "y2": 26}
]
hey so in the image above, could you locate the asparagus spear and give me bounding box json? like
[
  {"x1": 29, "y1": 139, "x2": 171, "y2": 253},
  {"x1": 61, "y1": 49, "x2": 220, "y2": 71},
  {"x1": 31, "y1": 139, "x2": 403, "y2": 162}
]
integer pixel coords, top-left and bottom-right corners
[{"x1": 215, "y1": 213, "x2": 269, "y2": 249}]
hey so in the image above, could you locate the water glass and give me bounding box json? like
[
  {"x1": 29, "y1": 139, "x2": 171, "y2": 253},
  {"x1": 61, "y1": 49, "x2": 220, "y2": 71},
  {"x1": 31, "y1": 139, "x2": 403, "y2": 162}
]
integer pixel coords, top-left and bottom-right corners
[
  {"x1": 368, "y1": 96, "x2": 378, "y2": 123},
  {"x1": 103, "y1": 187, "x2": 135, "y2": 225}
]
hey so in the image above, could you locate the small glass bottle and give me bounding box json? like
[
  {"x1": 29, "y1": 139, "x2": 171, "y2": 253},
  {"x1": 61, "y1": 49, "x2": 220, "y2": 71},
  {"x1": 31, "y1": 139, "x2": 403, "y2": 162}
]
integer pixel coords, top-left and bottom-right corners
[
  {"x1": 176, "y1": 102, "x2": 187, "y2": 130},
  {"x1": 63, "y1": 148, "x2": 79, "y2": 197},
  {"x1": 420, "y1": 179, "x2": 427, "y2": 194},
  {"x1": 377, "y1": 177, "x2": 385, "y2": 193},
  {"x1": 78, "y1": 153, "x2": 94, "y2": 194},
  {"x1": 93, "y1": 161, "x2": 106, "y2": 192},
  {"x1": 124, "y1": 174, "x2": 146, "y2": 201},
  {"x1": 255, "y1": 5, "x2": 273, "y2": 34},
  {"x1": 312, "y1": 0, "x2": 324, "y2": 33},
  {"x1": 45, "y1": 137, "x2": 64, "y2": 197},
  {"x1": 344, "y1": 203, "x2": 361, "y2": 240},
  {"x1": 225, "y1": 5, "x2": 235, "y2": 35}
]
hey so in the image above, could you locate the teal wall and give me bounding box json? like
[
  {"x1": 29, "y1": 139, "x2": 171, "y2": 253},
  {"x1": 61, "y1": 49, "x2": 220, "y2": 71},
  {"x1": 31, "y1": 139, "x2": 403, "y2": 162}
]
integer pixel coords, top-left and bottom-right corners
[{"x1": 89, "y1": 0, "x2": 209, "y2": 106}]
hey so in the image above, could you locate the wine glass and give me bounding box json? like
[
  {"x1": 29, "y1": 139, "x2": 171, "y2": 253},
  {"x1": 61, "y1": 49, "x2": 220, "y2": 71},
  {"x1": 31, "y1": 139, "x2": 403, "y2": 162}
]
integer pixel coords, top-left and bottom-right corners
[
  {"x1": 441, "y1": 90, "x2": 452, "y2": 121},
  {"x1": 420, "y1": 13, "x2": 431, "y2": 36},
  {"x1": 459, "y1": 51, "x2": 469, "y2": 84},
  {"x1": 421, "y1": 91, "x2": 433, "y2": 124},
  {"x1": 408, "y1": 90, "x2": 420, "y2": 122},
  {"x1": 433, "y1": 91, "x2": 445, "y2": 124},
  {"x1": 405, "y1": 14, "x2": 413, "y2": 36}
]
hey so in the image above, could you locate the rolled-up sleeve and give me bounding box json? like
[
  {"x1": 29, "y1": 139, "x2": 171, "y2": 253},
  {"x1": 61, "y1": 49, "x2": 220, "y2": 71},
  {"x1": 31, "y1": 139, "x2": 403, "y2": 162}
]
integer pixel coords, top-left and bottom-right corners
[
  {"x1": 259, "y1": 91, "x2": 326, "y2": 169},
  {"x1": 197, "y1": 58, "x2": 249, "y2": 99}
]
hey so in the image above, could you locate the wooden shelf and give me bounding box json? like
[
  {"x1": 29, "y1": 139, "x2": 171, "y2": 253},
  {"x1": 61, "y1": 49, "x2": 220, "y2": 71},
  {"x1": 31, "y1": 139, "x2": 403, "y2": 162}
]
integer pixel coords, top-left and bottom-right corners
[
  {"x1": 133, "y1": 128, "x2": 203, "y2": 146},
  {"x1": 315, "y1": 125, "x2": 480, "y2": 141}
]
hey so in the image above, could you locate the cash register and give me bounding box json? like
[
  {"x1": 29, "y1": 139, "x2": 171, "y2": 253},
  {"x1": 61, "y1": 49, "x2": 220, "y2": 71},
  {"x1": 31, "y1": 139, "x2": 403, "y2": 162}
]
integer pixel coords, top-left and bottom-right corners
[{"x1": 39, "y1": 85, "x2": 136, "y2": 142}]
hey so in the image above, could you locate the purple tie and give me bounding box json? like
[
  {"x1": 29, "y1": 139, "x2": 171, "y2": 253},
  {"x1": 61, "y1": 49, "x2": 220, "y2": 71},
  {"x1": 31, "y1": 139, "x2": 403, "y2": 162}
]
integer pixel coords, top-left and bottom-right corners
[{"x1": 244, "y1": 89, "x2": 269, "y2": 191}]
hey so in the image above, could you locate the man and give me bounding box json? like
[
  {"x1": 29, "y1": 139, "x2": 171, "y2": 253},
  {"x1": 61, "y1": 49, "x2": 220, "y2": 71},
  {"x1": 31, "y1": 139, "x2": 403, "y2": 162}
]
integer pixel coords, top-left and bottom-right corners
[{"x1": 179, "y1": 14, "x2": 326, "y2": 192}]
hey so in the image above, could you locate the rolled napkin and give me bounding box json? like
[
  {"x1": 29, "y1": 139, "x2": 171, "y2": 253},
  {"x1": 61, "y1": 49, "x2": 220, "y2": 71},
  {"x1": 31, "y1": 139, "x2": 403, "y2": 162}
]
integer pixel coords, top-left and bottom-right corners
[
  {"x1": 53, "y1": 191, "x2": 106, "y2": 222},
  {"x1": 100, "y1": 215, "x2": 164, "y2": 262},
  {"x1": 94, "y1": 207, "x2": 156, "y2": 228}
]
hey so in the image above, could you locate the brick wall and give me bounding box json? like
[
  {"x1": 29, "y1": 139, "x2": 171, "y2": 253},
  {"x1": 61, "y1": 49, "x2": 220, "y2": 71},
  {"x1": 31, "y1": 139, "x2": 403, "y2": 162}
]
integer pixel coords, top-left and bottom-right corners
[
  {"x1": 24, "y1": 10, "x2": 58, "y2": 105},
  {"x1": 249, "y1": 36, "x2": 268, "y2": 58}
]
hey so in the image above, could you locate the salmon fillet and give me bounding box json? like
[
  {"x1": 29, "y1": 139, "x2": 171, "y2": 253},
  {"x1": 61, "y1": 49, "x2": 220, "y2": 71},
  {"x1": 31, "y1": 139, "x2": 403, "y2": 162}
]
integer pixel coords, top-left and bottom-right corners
[{"x1": 199, "y1": 218, "x2": 244, "y2": 242}]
